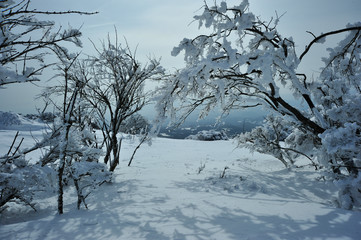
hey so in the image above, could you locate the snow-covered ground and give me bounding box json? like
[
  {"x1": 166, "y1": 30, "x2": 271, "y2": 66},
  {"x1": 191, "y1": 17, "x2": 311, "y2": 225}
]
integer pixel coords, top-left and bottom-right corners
[{"x1": 1, "y1": 114, "x2": 361, "y2": 240}]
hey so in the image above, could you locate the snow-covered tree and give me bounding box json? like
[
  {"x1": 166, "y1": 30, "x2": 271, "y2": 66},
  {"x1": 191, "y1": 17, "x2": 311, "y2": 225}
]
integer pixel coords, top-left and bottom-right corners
[
  {"x1": 0, "y1": 0, "x2": 98, "y2": 212},
  {"x1": 119, "y1": 113, "x2": 149, "y2": 135},
  {"x1": 0, "y1": 0, "x2": 96, "y2": 87},
  {"x1": 186, "y1": 129, "x2": 229, "y2": 141},
  {"x1": 157, "y1": 1, "x2": 361, "y2": 209},
  {"x1": 40, "y1": 56, "x2": 111, "y2": 214}
]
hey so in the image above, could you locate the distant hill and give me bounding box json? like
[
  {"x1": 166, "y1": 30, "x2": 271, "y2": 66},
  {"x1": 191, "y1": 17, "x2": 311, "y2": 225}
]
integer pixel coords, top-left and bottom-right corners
[{"x1": 158, "y1": 117, "x2": 263, "y2": 139}]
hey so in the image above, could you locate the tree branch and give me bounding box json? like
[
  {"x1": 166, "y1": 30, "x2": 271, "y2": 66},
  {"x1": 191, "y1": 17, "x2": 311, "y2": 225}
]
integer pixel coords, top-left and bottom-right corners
[{"x1": 300, "y1": 26, "x2": 361, "y2": 61}]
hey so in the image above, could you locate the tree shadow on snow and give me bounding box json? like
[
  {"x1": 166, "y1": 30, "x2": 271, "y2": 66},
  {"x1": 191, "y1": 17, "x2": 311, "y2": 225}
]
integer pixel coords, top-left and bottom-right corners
[
  {"x1": 2, "y1": 169, "x2": 361, "y2": 239},
  {"x1": 168, "y1": 169, "x2": 361, "y2": 239},
  {"x1": 206, "y1": 205, "x2": 361, "y2": 239},
  {"x1": 113, "y1": 197, "x2": 361, "y2": 240},
  {"x1": 0, "y1": 179, "x2": 170, "y2": 240},
  {"x1": 177, "y1": 167, "x2": 336, "y2": 206}
]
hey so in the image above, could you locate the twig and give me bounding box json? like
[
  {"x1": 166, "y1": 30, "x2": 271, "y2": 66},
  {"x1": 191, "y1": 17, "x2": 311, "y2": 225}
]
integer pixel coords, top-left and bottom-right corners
[
  {"x1": 128, "y1": 132, "x2": 148, "y2": 167},
  {"x1": 7, "y1": 131, "x2": 19, "y2": 156},
  {"x1": 220, "y1": 166, "x2": 229, "y2": 178},
  {"x1": 12, "y1": 137, "x2": 24, "y2": 156},
  {"x1": 306, "y1": 31, "x2": 317, "y2": 38}
]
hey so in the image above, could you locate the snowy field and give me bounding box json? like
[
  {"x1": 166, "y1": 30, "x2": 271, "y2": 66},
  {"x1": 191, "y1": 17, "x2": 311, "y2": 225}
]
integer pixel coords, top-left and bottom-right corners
[{"x1": 1, "y1": 118, "x2": 361, "y2": 240}]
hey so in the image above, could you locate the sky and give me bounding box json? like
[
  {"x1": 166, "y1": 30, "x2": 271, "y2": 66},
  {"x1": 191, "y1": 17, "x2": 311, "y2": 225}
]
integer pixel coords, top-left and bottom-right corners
[{"x1": 1, "y1": 0, "x2": 361, "y2": 114}]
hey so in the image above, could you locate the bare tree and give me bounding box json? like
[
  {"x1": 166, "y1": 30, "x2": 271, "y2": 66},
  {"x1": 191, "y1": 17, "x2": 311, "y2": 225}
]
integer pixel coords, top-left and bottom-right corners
[{"x1": 76, "y1": 35, "x2": 164, "y2": 172}]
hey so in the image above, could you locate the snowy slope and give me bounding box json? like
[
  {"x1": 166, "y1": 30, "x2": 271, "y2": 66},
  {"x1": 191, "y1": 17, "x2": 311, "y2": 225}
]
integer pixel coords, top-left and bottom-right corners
[
  {"x1": 1, "y1": 121, "x2": 361, "y2": 239},
  {"x1": 0, "y1": 111, "x2": 48, "y2": 131}
]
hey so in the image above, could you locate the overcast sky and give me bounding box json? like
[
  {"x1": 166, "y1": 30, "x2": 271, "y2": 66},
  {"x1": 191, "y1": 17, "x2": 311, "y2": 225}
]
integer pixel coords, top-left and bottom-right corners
[{"x1": 1, "y1": 0, "x2": 361, "y2": 114}]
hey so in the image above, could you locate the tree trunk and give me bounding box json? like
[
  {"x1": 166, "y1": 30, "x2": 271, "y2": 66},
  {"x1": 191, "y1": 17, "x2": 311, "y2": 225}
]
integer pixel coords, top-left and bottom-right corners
[
  {"x1": 58, "y1": 123, "x2": 72, "y2": 215},
  {"x1": 73, "y1": 178, "x2": 87, "y2": 210},
  {"x1": 109, "y1": 135, "x2": 121, "y2": 172},
  {"x1": 57, "y1": 161, "x2": 65, "y2": 214},
  {"x1": 103, "y1": 143, "x2": 112, "y2": 165}
]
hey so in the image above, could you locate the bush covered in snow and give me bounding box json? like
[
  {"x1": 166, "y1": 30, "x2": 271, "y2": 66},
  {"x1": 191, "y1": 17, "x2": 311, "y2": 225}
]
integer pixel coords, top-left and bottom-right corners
[
  {"x1": 186, "y1": 130, "x2": 228, "y2": 141},
  {"x1": 24, "y1": 112, "x2": 57, "y2": 123},
  {"x1": 0, "y1": 111, "x2": 21, "y2": 126},
  {"x1": 0, "y1": 155, "x2": 54, "y2": 212},
  {"x1": 119, "y1": 114, "x2": 149, "y2": 134}
]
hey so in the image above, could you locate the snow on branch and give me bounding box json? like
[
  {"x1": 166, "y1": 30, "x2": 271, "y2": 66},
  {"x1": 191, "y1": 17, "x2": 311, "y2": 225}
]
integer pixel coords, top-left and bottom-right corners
[{"x1": 0, "y1": 0, "x2": 96, "y2": 86}]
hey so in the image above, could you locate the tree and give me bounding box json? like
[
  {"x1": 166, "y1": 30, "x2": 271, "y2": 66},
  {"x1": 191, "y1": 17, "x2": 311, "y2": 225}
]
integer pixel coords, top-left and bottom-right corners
[
  {"x1": 157, "y1": 1, "x2": 361, "y2": 209},
  {"x1": 40, "y1": 56, "x2": 110, "y2": 214},
  {"x1": 76, "y1": 36, "x2": 164, "y2": 172},
  {"x1": 0, "y1": 0, "x2": 96, "y2": 87},
  {"x1": 119, "y1": 113, "x2": 149, "y2": 135},
  {"x1": 0, "y1": 0, "x2": 98, "y2": 212}
]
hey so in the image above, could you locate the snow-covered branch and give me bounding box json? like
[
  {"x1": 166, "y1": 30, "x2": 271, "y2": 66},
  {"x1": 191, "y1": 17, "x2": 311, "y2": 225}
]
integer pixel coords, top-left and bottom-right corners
[
  {"x1": 0, "y1": 0, "x2": 96, "y2": 87},
  {"x1": 158, "y1": 0, "x2": 361, "y2": 209}
]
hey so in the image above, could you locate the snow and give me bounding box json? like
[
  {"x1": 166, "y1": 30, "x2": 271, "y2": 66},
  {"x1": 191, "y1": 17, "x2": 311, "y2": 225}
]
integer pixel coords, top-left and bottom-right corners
[{"x1": 1, "y1": 117, "x2": 361, "y2": 240}]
